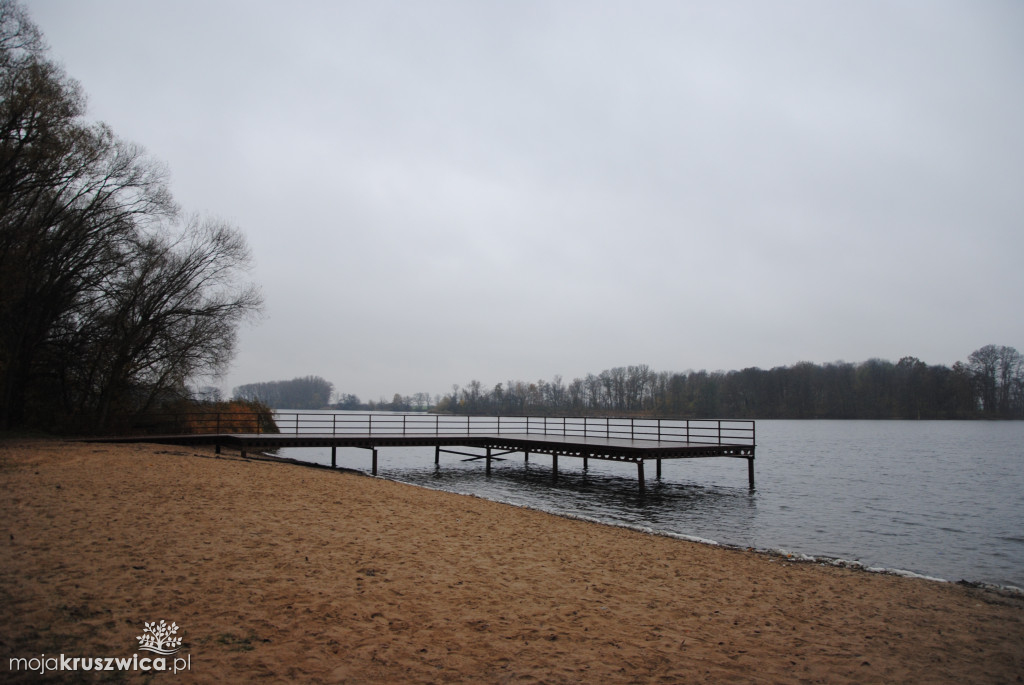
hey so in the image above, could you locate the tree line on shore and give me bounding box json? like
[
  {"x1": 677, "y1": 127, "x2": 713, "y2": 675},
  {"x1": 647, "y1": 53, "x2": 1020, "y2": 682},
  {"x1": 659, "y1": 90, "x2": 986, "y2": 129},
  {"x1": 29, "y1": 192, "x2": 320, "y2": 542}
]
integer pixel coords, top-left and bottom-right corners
[
  {"x1": 433, "y1": 346, "x2": 1021, "y2": 419},
  {"x1": 0, "y1": 2, "x2": 261, "y2": 431},
  {"x1": 239, "y1": 345, "x2": 1023, "y2": 420},
  {"x1": 232, "y1": 376, "x2": 433, "y2": 412}
]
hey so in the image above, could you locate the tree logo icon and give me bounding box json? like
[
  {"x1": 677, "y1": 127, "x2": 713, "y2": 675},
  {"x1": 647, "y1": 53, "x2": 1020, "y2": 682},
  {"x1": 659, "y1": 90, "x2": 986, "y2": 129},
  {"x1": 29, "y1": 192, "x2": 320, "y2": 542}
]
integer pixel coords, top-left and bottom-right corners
[{"x1": 136, "y1": 620, "x2": 183, "y2": 655}]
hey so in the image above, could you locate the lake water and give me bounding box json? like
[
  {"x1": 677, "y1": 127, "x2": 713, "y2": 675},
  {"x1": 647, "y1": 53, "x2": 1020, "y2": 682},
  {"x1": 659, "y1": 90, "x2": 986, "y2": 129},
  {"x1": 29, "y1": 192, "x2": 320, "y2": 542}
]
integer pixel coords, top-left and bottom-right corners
[{"x1": 274, "y1": 419, "x2": 1024, "y2": 589}]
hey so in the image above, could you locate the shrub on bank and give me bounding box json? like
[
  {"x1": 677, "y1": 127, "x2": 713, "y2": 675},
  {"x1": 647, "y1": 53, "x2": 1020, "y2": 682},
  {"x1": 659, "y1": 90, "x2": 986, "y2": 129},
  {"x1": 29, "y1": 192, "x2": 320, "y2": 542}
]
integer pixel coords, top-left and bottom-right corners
[
  {"x1": 106, "y1": 399, "x2": 280, "y2": 436},
  {"x1": 176, "y1": 400, "x2": 280, "y2": 434}
]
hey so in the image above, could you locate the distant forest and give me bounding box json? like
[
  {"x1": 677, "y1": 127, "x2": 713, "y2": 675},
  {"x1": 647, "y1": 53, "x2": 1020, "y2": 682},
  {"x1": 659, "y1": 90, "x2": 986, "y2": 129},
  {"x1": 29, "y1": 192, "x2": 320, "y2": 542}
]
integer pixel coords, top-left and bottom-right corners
[
  {"x1": 237, "y1": 345, "x2": 1023, "y2": 420},
  {"x1": 233, "y1": 376, "x2": 432, "y2": 412},
  {"x1": 433, "y1": 345, "x2": 1022, "y2": 420},
  {"x1": 233, "y1": 376, "x2": 336, "y2": 410}
]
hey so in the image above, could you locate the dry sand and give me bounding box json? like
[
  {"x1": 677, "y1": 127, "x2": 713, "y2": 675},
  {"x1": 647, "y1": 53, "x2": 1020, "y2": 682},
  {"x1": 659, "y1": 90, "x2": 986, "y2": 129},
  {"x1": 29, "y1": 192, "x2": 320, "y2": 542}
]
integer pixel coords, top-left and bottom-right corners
[{"x1": 1, "y1": 438, "x2": 1022, "y2": 683}]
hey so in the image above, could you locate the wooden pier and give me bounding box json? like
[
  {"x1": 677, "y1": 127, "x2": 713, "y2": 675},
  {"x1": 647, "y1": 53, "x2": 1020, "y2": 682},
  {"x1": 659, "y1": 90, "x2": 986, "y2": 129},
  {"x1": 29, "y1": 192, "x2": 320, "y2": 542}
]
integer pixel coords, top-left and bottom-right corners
[{"x1": 96, "y1": 413, "x2": 756, "y2": 492}]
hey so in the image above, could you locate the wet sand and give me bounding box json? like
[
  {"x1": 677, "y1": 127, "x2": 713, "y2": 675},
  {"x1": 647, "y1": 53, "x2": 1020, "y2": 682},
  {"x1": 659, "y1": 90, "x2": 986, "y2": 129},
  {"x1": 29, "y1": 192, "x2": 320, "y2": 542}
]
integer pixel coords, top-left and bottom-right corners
[{"x1": 1, "y1": 438, "x2": 1022, "y2": 683}]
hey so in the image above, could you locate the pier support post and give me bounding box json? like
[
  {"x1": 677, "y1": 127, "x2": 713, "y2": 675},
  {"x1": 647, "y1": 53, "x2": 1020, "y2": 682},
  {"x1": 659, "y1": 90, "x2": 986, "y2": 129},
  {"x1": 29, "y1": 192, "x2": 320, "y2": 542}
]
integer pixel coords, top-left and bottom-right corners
[
  {"x1": 215, "y1": 443, "x2": 221, "y2": 455},
  {"x1": 747, "y1": 457, "x2": 755, "y2": 490},
  {"x1": 372, "y1": 448, "x2": 378, "y2": 476},
  {"x1": 552, "y1": 453, "x2": 558, "y2": 481},
  {"x1": 583, "y1": 455, "x2": 589, "y2": 471},
  {"x1": 637, "y1": 460, "x2": 646, "y2": 493},
  {"x1": 435, "y1": 445, "x2": 440, "y2": 465},
  {"x1": 656, "y1": 459, "x2": 662, "y2": 480},
  {"x1": 486, "y1": 447, "x2": 492, "y2": 476},
  {"x1": 331, "y1": 446, "x2": 336, "y2": 469},
  {"x1": 524, "y1": 451, "x2": 529, "y2": 463}
]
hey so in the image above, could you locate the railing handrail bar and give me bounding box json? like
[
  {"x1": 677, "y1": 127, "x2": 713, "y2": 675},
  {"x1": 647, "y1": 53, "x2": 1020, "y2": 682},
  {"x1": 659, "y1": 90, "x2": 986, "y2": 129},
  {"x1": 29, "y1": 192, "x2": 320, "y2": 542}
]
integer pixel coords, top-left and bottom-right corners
[{"x1": 119, "y1": 411, "x2": 754, "y2": 445}]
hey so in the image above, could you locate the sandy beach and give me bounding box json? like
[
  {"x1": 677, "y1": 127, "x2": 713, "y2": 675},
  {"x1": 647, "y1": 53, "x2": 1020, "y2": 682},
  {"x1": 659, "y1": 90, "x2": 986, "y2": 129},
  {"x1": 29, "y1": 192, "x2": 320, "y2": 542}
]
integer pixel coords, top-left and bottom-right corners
[{"x1": 1, "y1": 438, "x2": 1022, "y2": 683}]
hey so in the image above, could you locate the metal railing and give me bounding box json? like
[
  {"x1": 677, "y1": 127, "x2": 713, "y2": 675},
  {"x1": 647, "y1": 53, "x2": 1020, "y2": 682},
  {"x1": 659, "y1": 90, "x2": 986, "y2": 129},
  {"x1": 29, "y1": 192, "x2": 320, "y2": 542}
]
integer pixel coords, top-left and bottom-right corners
[{"x1": 129, "y1": 412, "x2": 755, "y2": 446}]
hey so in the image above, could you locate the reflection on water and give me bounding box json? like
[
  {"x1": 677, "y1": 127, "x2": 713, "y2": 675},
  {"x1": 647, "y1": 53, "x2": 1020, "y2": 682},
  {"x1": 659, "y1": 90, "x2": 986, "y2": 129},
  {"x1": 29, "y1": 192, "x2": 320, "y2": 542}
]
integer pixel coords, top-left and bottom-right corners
[{"x1": 274, "y1": 420, "x2": 1024, "y2": 589}]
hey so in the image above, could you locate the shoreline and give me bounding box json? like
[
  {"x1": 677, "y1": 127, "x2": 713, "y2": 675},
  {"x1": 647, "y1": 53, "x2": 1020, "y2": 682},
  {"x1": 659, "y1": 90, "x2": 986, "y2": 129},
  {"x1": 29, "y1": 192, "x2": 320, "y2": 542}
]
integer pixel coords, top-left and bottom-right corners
[
  {"x1": 264, "y1": 447, "x2": 1024, "y2": 595},
  {"x1": 388, "y1": 476, "x2": 1024, "y2": 595},
  {"x1": 3, "y1": 438, "x2": 1023, "y2": 683}
]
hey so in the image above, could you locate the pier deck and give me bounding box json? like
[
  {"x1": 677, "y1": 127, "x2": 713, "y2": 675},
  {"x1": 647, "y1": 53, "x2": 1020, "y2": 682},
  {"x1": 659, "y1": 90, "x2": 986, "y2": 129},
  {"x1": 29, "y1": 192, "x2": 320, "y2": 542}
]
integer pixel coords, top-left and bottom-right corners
[{"x1": 91, "y1": 413, "x2": 756, "y2": 491}]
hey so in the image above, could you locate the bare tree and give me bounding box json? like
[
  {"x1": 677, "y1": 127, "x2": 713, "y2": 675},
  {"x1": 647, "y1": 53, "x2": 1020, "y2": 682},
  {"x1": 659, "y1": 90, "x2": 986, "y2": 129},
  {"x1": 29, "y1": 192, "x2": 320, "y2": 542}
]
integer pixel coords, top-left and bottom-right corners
[
  {"x1": 968, "y1": 345, "x2": 1002, "y2": 415},
  {"x1": 969, "y1": 344, "x2": 1024, "y2": 417},
  {"x1": 0, "y1": 0, "x2": 41, "y2": 71},
  {"x1": 0, "y1": 2, "x2": 261, "y2": 428},
  {"x1": 69, "y1": 217, "x2": 262, "y2": 423},
  {"x1": 996, "y1": 347, "x2": 1023, "y2": 416},
  {"x1": 0, "y1": 6, "x2": 171, "y2": 426}
]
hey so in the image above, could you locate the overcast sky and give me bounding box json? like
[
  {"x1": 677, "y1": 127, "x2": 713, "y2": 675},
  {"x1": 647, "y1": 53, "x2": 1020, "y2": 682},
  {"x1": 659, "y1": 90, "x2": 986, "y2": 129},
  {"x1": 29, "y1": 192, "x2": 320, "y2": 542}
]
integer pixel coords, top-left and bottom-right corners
[{"x1": 30, "y1": 1, "x2": 1024, "y2": 401}]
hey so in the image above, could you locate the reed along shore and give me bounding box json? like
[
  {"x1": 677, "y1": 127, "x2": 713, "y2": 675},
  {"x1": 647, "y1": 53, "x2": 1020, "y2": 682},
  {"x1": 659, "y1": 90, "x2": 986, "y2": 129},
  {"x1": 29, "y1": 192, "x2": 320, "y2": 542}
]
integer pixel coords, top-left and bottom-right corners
[{"x1": 1, "y1": 439, "x2": 1022, "y2": 683}]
